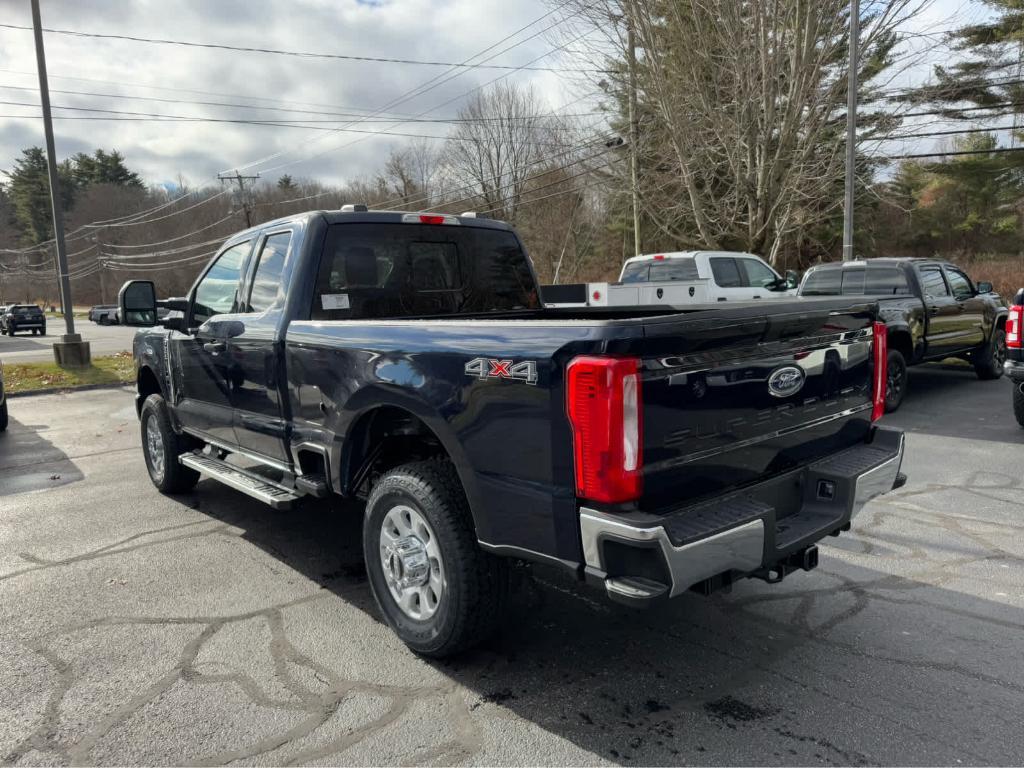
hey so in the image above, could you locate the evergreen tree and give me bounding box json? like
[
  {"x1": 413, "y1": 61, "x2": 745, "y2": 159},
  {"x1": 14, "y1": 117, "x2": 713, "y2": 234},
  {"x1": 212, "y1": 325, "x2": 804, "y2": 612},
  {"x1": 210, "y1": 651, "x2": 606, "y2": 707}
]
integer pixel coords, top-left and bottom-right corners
[
  {"x1": 277, "y1": 174, "x2": 295, "y2": 190},
  {"x1": 2, "y1": 147, "x2": 75, "y2": 245}
]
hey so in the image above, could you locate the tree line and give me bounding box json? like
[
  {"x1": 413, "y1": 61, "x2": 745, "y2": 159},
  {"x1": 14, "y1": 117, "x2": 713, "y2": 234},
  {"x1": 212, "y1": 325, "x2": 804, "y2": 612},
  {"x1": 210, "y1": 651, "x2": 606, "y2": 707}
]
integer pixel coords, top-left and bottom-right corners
[{"x1": 3, "y1": 0, "x2": 1024, "y2": 307}]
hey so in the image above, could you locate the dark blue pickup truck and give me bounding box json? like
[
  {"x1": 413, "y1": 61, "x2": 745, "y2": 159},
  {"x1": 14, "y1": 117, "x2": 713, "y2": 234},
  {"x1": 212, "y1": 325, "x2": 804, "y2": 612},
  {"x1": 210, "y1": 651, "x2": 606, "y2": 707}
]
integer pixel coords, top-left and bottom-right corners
[{"x1": 119, "y1": 207, "x2": 906, "y2": 656}]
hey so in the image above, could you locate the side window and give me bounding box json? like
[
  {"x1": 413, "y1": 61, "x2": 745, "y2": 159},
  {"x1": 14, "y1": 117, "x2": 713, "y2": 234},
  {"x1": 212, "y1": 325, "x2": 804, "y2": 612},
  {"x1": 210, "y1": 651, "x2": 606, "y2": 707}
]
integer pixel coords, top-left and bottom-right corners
[
  {"x1": 864, "y1": 267, "x2": 911, "y2": 295},
  {"x1": 192, "y1": 242, "x2": 250, "y2": 324},
  {"x1": 919, "y1": 266, "x2": 950, "y2": 298},
  {"x1": 246, "y1": 232, "x2": 291, "y2": 313},
  {"x1": 944, "y1": 267, "x2": 974, "y2": 300},
  {"x1": 740, "y1": 258, "x2": 778, "y2": 288},
  {"x1": 710, "y1": 257, "x2": 743, "y2": 288}
]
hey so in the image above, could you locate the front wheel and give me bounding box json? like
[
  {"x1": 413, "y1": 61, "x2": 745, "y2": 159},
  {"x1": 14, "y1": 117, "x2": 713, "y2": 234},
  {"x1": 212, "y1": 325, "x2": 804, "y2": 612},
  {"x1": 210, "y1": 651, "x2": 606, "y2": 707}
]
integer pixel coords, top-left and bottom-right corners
[
  {"x1": 363, "y1": 460, "x2": 509, "y2": 658},
  {"x1": 975, "y1": 328, "x2": 1006, "y2": 380},
  {"x1": 885, "y1": 349, "x2": 908, "y2": 413},
  {"x1": 0, "y1": 400, "x2": 7, "y2": 432},
  {"x1": 140, "y1": 394, "x2": 199, "y2": 493},
  {"x1": 1014, "y1": 383, "x2": 1024, "y2": 428}
]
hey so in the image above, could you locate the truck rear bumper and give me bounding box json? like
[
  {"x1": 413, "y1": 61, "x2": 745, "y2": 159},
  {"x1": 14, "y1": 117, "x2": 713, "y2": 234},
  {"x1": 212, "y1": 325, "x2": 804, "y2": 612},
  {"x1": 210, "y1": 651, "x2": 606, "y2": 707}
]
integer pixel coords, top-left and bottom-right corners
[
  {"x1": 1004, "y1": 359, "x2": 1024, "y2": 381},
  {"x1": 579, "y1": 427, "x2": 905, "y2": 605}
]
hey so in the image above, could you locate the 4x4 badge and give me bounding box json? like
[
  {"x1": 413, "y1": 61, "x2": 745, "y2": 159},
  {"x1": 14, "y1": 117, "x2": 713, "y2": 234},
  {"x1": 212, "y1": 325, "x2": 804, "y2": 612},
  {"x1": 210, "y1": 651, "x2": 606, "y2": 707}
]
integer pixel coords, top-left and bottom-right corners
[{"x1": 465, "y1": 358, "x2": 538, "y2": 385}]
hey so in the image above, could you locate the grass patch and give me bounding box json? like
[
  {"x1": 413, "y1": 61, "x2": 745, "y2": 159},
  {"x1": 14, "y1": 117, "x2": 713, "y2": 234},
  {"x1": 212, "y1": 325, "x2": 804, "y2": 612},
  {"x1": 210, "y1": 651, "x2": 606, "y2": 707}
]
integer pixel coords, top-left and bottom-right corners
[{"x1": 4, "y1": 352, "x2": 134, "y2": 394}]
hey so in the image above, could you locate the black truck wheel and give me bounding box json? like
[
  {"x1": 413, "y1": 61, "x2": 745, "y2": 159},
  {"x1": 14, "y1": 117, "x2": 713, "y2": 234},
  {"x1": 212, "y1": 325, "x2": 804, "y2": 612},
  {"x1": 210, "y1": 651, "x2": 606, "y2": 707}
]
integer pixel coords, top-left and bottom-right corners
[
  {"x1": 140, "y1": 394, "x2": 200, "y2": 493},
  {"x1": 0, "y1": 400, "x2": 7, "y2": 432},
  {"x1": 1014, "y1": 383, "x2": 1024, "y2": 428},
  {"x1": 363, "y1": 460, "x2": 509, "y2": 658},
  {"x1": 975, "y1": 328, "x2": 1006, "y2": 380},
  {"x1": 885, "y1": 349, "x2": 908, "y2": 413}
]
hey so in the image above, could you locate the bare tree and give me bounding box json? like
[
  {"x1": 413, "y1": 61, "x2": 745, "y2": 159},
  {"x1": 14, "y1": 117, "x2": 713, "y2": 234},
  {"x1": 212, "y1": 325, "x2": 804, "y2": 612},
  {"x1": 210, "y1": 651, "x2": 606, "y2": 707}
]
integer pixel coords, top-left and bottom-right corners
[
  {"x1": 441, "y1": 82, "x2": 553, "y2": 222},
  {"x1": 552, "y1": 0, "x2": 930, "y2": 264}
]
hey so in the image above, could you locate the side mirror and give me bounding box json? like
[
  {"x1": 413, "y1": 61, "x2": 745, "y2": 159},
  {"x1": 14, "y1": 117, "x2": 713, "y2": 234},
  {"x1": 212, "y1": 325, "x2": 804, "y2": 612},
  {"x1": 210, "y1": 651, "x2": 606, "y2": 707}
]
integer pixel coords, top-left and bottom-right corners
[
  {"x1": 785, "y1": 269, "x2": 799, "y2": 289},
  {"x1": 118, "y1": 280, "x2": 157, "y2": 326},
  {"x1": 977, "y1": 281, "x2": 993, "y2": 294}
]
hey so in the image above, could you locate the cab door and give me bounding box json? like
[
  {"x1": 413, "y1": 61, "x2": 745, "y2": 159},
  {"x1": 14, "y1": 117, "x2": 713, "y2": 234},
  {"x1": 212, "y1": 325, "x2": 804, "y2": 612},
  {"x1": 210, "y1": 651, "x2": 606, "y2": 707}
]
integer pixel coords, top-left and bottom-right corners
[
  {"x1": 225, "y1": 230, "x2": 293, "y2": 465},
  {"x1": 172, "y1": 240, "x2": 253, "y2": 446},
  {"x1": 916, "y1": 264, "x2": 963, "y2": 358},
  {"x1": 708, "y1": 256, "x2": 749, "y2": 301},
  {"x1": 942, "y1": 265, "x2": 985, "y2": 351}
]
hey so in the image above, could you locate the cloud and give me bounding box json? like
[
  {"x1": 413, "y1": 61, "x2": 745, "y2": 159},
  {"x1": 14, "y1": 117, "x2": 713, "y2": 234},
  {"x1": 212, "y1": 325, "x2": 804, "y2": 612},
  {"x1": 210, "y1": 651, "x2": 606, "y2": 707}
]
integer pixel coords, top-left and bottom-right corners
[{"x1": 0, "y1": 0, "x2": 578, "y2": 188}]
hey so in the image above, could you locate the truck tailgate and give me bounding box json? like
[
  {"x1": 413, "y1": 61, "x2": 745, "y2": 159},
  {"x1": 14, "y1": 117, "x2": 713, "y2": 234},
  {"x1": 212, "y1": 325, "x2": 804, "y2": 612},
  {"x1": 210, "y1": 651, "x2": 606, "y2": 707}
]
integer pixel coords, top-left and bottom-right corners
[{"x1": 635, "y1": 300, "x2": 878, "y2": 513}]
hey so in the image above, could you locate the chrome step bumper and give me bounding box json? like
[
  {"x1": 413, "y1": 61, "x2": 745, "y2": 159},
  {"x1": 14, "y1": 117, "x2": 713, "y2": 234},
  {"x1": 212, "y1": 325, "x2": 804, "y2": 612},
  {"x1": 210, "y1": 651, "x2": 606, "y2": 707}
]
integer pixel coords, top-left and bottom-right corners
[
  {"x1": 580, "y1": 427, "x2": 905, "y2": 604},
  {"x1": 180, "y1": 453, "x2": 300, "y2": 509}
]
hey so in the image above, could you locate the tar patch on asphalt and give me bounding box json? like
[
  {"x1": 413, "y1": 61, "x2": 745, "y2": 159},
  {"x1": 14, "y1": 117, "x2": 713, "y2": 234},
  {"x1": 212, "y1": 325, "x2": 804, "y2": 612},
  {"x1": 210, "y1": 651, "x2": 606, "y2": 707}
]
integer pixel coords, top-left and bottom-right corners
[{"x1": 704, "y1": 695, "x2": 777, "y2": 723}]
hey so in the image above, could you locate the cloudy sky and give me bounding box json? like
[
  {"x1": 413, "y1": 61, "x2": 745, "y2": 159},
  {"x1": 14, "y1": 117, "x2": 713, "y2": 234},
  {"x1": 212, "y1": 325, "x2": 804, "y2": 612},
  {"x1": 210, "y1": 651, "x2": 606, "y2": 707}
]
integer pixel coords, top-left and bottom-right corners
[{"x1": 0, "y1": 0, "x2": 988, "y2": 191}]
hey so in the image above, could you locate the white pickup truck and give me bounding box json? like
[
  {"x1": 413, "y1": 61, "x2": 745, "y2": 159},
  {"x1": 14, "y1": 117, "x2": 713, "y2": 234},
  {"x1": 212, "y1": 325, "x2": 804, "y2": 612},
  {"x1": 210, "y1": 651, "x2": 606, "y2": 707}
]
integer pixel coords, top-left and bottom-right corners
[{"x1": 542, "y1": 251, "x2": 798, "y2": 308}]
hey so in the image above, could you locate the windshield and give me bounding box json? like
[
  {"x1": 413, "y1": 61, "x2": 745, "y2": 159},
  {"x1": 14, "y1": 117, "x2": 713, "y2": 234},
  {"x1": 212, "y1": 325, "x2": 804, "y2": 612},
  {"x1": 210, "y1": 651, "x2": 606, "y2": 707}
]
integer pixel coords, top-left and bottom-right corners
[{"x1": 620, "y1": 258, "x2": 699, "y2": 283}]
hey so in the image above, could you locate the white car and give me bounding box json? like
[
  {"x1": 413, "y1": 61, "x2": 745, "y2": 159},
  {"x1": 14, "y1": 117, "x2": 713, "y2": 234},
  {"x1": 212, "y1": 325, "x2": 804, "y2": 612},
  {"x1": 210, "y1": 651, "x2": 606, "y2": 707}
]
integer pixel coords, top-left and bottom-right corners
[{"x1": 542, "y1": 251, "x2": 797, "y2": 308}]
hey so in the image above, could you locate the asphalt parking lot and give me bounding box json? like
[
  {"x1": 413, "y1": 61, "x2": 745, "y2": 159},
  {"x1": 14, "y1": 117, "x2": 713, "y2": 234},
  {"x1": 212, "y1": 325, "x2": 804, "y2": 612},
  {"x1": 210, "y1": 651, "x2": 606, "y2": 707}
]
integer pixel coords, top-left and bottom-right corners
[
  {"x1": 0, "y1": 321, "x2": 135, "y2": 364},
  {"x1": 0, "y1": 366, "x2": 1022, "y2": 766}
]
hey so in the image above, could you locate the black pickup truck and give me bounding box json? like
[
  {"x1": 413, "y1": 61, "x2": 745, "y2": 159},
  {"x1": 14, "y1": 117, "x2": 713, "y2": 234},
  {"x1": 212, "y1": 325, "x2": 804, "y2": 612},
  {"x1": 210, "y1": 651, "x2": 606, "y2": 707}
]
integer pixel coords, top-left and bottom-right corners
[
  {"x1": 118, "y1": 208, "x2": 906, "y2": 657},
  {"x1": 799, "y1": 258, "x2": 1008, "y2": 411}
]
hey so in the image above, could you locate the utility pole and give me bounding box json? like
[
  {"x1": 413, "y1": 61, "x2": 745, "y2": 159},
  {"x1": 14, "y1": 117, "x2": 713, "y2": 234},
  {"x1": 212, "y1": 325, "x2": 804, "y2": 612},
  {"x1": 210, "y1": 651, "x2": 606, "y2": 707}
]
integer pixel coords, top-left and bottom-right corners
[
  {"x1": 218, "y1": 170, "x2": 260, "y2": 228},
  {"x1": 842, "y1": 0, "x2": 860, "y2": 262},
  {"x1": 626, "y1": 4, "x2": 642, "y2": 259},
  {"x1": 92, "y1": 231, "x2": 108, "y2": 304},
  {"x1": 30, "y1": 0, "x2": 89, "y2": 366}
]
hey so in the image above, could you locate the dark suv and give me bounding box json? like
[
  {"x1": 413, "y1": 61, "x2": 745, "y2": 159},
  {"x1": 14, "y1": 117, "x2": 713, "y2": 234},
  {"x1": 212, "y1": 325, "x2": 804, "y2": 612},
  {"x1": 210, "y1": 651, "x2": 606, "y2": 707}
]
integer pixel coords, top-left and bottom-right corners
[{"x1": 1, "y1": 305, "x2": 46, "y2": 336}]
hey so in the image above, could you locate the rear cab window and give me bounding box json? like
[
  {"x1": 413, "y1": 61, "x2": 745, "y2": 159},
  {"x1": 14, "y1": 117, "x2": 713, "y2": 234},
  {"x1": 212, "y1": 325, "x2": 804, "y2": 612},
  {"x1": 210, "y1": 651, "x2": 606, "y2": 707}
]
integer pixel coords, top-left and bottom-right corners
[
  {"x1": 918, "y1": 265, "x2": 950, "y2": 297},
  {"x1": 620, "y1": 258, "x2": 698, "y2": 283},
  {"x1": 312, "y1": 223, "x2": 539, "y2": 319}
]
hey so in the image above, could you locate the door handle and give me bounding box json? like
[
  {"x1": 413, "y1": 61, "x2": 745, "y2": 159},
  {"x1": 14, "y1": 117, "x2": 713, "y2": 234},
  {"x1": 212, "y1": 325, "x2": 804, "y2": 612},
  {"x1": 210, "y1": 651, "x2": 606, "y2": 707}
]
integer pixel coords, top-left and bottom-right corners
[
  {"x1": 929, "y1": 306, "x2": 939, "y2": 316},
  {"x1": 203, "y1": 341, "x2": 226, "y2": 354}
]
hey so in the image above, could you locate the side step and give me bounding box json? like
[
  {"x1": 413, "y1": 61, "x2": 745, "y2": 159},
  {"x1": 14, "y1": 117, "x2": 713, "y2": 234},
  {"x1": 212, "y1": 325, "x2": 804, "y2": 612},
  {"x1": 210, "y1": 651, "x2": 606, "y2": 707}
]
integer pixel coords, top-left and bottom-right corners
[{"x1": 180, "y1": 453, "x2": 301, "y2": 509}]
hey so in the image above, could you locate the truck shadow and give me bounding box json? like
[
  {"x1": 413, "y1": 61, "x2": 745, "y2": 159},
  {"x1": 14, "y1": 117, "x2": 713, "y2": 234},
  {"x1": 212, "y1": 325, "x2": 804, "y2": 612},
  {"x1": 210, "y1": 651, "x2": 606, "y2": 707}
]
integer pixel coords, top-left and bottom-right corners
[
  {"x1": 189, "y1": 483, "x2": 1023, "y2": 765},
  {"x1": 0, "y1": 334, "x2": 52, "y2": 354},
  {"x1": 0, "y1": 413, "x2": 84, "y2": 495},
  {"x1": 887, "y1": 364, "x2": 1020, "y2": 443}
]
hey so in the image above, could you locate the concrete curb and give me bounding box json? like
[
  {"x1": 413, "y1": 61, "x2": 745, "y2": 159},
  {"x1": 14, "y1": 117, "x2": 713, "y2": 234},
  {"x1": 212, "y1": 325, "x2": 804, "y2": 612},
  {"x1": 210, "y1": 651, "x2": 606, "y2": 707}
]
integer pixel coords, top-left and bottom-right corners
[{"x1": 6, "y1": 382, "x2": 132, "y2": 399}]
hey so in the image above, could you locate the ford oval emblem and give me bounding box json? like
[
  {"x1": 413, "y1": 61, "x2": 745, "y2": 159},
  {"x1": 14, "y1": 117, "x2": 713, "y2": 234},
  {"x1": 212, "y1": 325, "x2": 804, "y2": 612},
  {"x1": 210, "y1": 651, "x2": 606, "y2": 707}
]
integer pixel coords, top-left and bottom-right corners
[{"x1": 767, "y1": 365, "x2": 805, "y2": 398}]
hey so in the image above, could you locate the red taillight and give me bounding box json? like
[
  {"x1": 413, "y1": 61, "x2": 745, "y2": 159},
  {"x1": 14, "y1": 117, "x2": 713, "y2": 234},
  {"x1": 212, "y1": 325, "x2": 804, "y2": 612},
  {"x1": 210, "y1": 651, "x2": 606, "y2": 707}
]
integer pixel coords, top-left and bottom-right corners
[
  {"x1": 872, "y1": 321, "x2": 888, "y2": 422},
  {"x1": 566, "y1": 356, "x2": 643, "y2": 504},
  {"x1": 1007, "y1": 305, "x2": 1023, "y2": 349},
  {"x1": 653, "y1": 254, "x2": 665, "y2": 260},
  {"x1": 420, "y1": 215, "x2": 445, "y2": 225}
]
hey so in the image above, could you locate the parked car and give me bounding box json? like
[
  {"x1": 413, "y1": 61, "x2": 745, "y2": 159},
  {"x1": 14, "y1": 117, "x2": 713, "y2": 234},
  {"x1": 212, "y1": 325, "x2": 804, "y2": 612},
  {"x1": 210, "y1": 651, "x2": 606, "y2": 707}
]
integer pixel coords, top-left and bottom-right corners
[
  {"x1": 541, "y1": 251, "x2": 798, "y2": 308},
  {"x1": 0, "y1": 304, "x2": 46, "y2": 336},
  {"x1": 88, "y1": 305, "x2": 120, "y2": 324},
  {"x1": 799, "y1": 258, "x2": 1008, "y2": 412},
  {"x1": 0, "y1": 357, "x2": 7, "y2": 432},
  {"x1": 118, "y1": 207, "x2": 906, "y2": 657},
  {"x1": 1005, "y1": 288, "x2": 1024, "y2": 426}
]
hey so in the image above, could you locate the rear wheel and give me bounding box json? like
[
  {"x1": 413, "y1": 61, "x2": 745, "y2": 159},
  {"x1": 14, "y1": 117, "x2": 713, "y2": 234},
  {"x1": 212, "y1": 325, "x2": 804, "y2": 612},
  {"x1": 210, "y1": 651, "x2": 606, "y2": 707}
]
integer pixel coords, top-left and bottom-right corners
[
  {"x1": 884, "y1": 349, "x2": 908, "y2": 413},
  {"x1": 140, "y1": 394, "x2": 200, "y2": 493},
  {"x1": 1014, "y1": 383, "x2": 1024, "y2": 428},
  {"x1": 0, "y1": 400, "x2": 8, "y2": 432},
  {"x1": 975, "y1": 328, "x2": 1006, "y2": 380},
  {"x1": 363, "y1": 460, "x2": 509, "y2": 658}
]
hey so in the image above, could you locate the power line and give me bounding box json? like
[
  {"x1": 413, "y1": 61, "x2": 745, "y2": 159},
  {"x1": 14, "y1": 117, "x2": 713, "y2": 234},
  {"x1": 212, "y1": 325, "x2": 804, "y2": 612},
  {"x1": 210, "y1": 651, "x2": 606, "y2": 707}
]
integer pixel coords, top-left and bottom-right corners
[
  {"x1": 884, "y1": 146, "x2": 1024, "y2": 160},
  {"x1": 0, "y1": 23, "x2": 603, "y2": 73},
  {"x1": 230, "y1": 1, "x2": 584, "y2": 174}
]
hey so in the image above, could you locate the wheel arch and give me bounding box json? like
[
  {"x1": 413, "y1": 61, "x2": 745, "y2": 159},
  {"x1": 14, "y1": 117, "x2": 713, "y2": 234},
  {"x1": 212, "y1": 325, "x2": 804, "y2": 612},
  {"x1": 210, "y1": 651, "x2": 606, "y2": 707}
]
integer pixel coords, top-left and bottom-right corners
[{"x1": 335, "y1": 392, "x2": 481, "y2": 534}]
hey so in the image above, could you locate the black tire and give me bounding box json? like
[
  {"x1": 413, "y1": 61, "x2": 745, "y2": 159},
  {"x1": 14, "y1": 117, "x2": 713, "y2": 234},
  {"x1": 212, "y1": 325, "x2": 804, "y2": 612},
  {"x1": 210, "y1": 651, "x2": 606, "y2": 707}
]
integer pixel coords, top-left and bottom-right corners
[
  {"x1": 363, "y1": 460, "x2": 509, "y2": 658},
  {"x1": 0, "y1": 400, "x2": 7, "y2": 433},
  {"x1": 885, "y1": 349, "x2": 908, "y2": 413},
  {"x1": 39, "y1": 327, "x2": 45, "y2": 337},
  {"x1": 99, "y1": 315, "x2": 109, "y2": 326},
  {"x1": 1014, "y1": 383, "x2": 1024, "y2": 428},
  {"x1": 139, "y1": 393, "x2": 200, "y2": 493},
  {"x1": 975, "y1": 328, "x2": 1006, "y2": 380}
]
